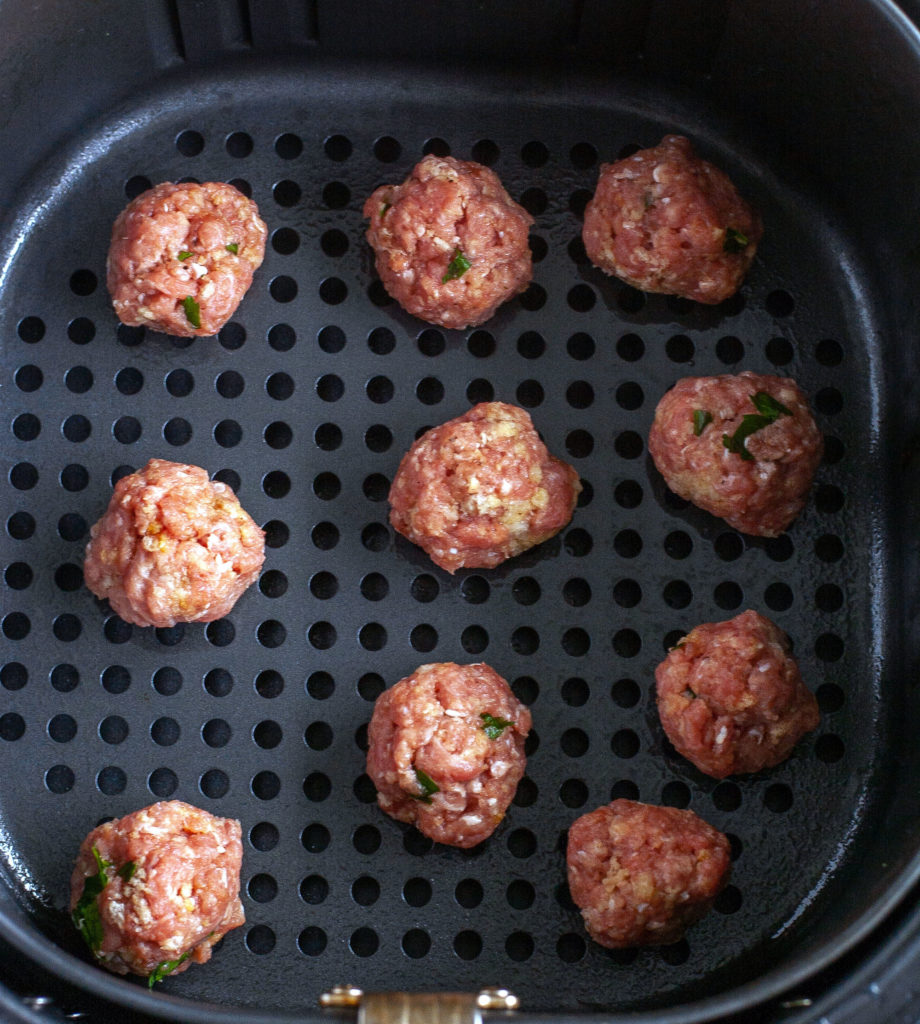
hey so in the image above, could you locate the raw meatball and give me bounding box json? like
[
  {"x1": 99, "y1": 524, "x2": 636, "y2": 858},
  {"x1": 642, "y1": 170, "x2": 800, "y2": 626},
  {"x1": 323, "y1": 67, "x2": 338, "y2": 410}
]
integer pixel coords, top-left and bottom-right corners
[
  {"x1": 84, "y1": 459, "x2": 265, "y2": 627},
  {"x1": 366, "y1": 662, "x2": 532, "y2": 848},
  {"x1": 389, "y1": 402, "x2": 581, "y2": 573},
  {"x1": 69, "y1": 801, "x2": 244, "y2": 979},
  {"x1": 363, "y1": 155, "x2": 533, "y2": 329},
  {"x1": 107, "y1": 181, "x2": 267, "y2": 336},
  {"x1": 567, "y1": 799, "x2": 730, "y2": 948},
  {"x1": 582, "y1": 135, "x2": 761, "y2": 304},
  {"x1": 656, "y1": 610, "x2": 820, "y2": 778},
  {"x1": 648, "y1": 371, "x2": 823, "y2": 537}
]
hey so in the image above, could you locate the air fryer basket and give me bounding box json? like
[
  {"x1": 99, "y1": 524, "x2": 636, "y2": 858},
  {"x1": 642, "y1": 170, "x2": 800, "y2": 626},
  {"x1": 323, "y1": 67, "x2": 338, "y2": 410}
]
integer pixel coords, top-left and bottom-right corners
[{"x1": 2, "y1": 2, "x2": 920, "y2": 1022}]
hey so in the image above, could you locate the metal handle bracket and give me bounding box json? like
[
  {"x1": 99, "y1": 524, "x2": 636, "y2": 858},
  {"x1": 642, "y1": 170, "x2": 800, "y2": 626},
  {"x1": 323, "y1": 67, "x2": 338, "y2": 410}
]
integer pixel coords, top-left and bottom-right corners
[{"x1": 320, "y1": 987, "x2": 519, "y2": 1024}]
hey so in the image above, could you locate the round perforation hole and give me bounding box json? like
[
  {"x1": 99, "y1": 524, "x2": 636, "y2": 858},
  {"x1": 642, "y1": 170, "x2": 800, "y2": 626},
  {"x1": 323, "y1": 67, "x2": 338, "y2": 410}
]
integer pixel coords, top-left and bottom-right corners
[
  {"x1": 251, "y1": 822, "x2": 279, "y2": 852},
  {"x1": 69, "y1": 318, "x2": 96, "y2": 346},
  {"x1": 248, "y1": 873, "x2": 278, "y2": 903},
  {"x1": 323, "y1": 181, "x2": 350, "y2": 209},
  {"x1": 817, "y1": 683, "x2": 845, "y2": 713},
  {"x1": 613, "y1": 579, "x2": 641, "y2": 611},
  {"x1": 373, "y1": 135, "x2": 402, "y2": 162},
  {"x1": 569, "y1": 141, "x2": 597, "y2": 169},
  {"x1": 766, "y1": 337, "x2": 794, "y2": 365},
  {"x1": 506, "y1": 931, "x2": 535, "y2": 962},
  {"x1": 611, "y1": 678, "x2": 640, "y2": 708},
  {"x1": 148, "y1": 768, "x2": 178, "y2": 798},
  {"x1": 48, "y1": 714, "x2": 77, "y2": 743},
  {"x1": 267, "y1": 372, "x2": 295, "y2": 401},
  {"x1": 661, "y1": 780, "x2": 691, "y2": 808},
  {"x1": 567, "y1": 284, "x2": 595, "y2": 312},
  {"x1": 659, "y1": 940, "x2": 690, "y2": 966},
  {"x1": 257, "y1": 670, "x2": 285, "y2": 699},
  {"x1": 246, "y1": 925, "x2": 276, "y2": 955},
  {"x1": 714, "y1": 581, "x2": 743, "y2": 610},
  {"x1": 520, "y1": 188, "x2": 548, "y2": 216},
  {"x1": 716, "y1": 336, "x2": 744, "y2": 364},
  {"x1": 203, "y1": 719, "x2": 232, "y2": 748},
  {"x1": 8, "y1": 512, "x2": 36, "y2": 540},
  {"x1": 97, "y1": 714, "x2": 129, "y2": 744},
  {"x1": 519, "y1": 283, "x2": 547, "y2": 312},
  {"x1": 816, "y1": 338, "x2": 843, "y2": 366},
  {"x1": 2, "y1": 612, "x2": 31, "y2": 640},
  {"x1": 611, "y1": 729, "x2": 640, "y2": 758},
  {"x1": 150, "y1": 717, "x2": 179, "y2": 746},
  {"x1": 764, "y1": 783, "x2": 794, "y2": 813},
  {"x1": 149, "y1": 667, "x2": 182, "y2": 697},
  {"x1": 101, "y1": 665, "x2": 131, "y2": 694},
  {"x1": 666, "y1": 335, "x2": 694, "y2": 363},
  {"x1": 69, "y1": 270, "x2": 97, "y2": 296},
  {"x1": 5, "y1": 563, "x2": 33, "y2": 590},
  {"x1": 0, "y1": 714, "x2": 25, "y2": 742},
  {"x1": 715, "y1": 885, "x2": 743, "y2": 915},
  {"x1": 45, "y1": 765, "x2": 75, "y2": 794},
  {"x1": 155, "y1": 630, "x2": 184, "y2": 657},
  {"x1": 402, "y1": 930, "x2": 431, "y2": 959},
  {"x1": 252, "y1": 771, "x2": 281, "y2": 801},
  {"x1": 712, "y1": 782, "x2": 742, "y2": 812},
  {"x1": 557, "y1": 933, "x2": 587, "y2": 963},
  {"x1": 454, "y1": 931, "x2": 482, "y2": 961},
  {"x1": 412, "y1": 624, "x2": 439, "y2": 653},
  {"x1": 766, "y1": 290, "x2": 795, "y2": 317},
  {"x1": 226, "y1": 131, "x2": 253, "y2": 158},
  {"x1": 15, "y1": 365, "x2": 43, "y2": 392},
  {"x1": 468, "y1": 331, "x2": 495, "y2": 358},
  {"x1": 200, "y1": 769, "x2": 230, "y2": 799},
  {"x1": 300, "y1": 875, "x2": 328, "y2": 905},
  {"x1": 617, "y1": 333, "x2": 644, "y2": 361},
  {"x1": 97, "y1": 766, "x2": 126, "y2": 795},
  {"x1": 360, "y1": 573, "x2": 389, "y2": 601},
  {"x1": 521, "y1": 140, "x2": 549, "y2": 167}
]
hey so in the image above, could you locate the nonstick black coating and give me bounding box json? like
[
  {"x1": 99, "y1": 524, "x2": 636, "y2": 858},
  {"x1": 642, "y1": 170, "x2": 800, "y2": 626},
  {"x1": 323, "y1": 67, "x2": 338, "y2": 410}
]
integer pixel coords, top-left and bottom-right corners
[{"x1": 1, "y1": 4, "x2": 920, "y2": 1023}]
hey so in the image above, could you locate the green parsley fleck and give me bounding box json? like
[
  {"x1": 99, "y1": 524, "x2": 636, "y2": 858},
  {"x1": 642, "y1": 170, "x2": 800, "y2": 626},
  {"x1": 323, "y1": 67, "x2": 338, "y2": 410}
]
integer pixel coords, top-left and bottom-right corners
[
  {"x1": 480, "y1": 712, "x2": 514, "y2": 740},
  {"x1": 410, "y1": 768, "x2": 440, "y2": 804},
  {"x1": 723, "y1": 227, "x2": 750, "y2": 253},
  {"x1": 722, "y1": 391, "x2": 793, "y2": 461},
  {"x1": 380, "y1": 201, "x2": 391, "y2": 217},
  {"x1": 177, "y1": 250, "x2": 193, "y2": 261},
  {"x1": 692, "y1": 409, "x2": 713, "y2": 437},
  {"x1": 225, "y1": 242, "x2": 239, "y2": 255},
  {"x1": 92, "y1": 846, "x2": 111, "y2": 876},
  {"x1": 117, "y1": 861, "x2": 137, "y2": 883},
  {"x1": 182, "y1": 295, "x2": 201, "y2": 329},
  {"x1": 750, "y1": 392, "x2": 793, "y2": 418},
  {"x1": 148, "y1": 949, "x2": 193, "y2": 988},
  {"x1": 71, "y1": 846, "x2": 113, "y2": 954},
  {"x1": 442, "y1": 248, "x2": 472, "y2": 283}
]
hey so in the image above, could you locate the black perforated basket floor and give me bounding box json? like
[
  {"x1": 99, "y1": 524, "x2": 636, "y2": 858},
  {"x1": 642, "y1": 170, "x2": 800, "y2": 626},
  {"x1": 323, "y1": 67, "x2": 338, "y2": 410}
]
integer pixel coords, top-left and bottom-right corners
[{"x1": 0, "y1": 58, "x2": 886, "y2": 1018}]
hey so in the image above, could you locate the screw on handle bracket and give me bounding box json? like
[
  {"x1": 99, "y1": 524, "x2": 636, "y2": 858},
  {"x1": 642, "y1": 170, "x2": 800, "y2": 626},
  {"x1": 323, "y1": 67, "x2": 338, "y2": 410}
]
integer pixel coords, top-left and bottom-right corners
[{"x1": 320, "y1": 987, "x2": 520, "y2": 1024}]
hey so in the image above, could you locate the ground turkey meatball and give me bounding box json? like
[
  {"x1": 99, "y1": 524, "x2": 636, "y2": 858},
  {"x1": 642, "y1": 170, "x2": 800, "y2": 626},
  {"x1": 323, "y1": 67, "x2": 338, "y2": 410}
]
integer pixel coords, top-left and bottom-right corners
[
  {"x1": 567, "y1": 799, "x2": 730, "y2": 948},
  {"x1": 84, "y1": 459, "x2": 265, "y2": 627},
  {"x1": 389, "y1": 402, "x2": 581, "y2": 573},
  {"x1": 582, "y1": 135, "x2": 761, "y2": 304},
  {"x1": 69, "y1": 801, "x2": 244, "y2": 979},
  {"x1": 656, "y1": 610, "x2": 820, "y2": 778},
  {"x1": 108, "y1": 181, "x2": 267, "y2": 336},
  {"x1": 366, "y1": 662, "x2": 532, "y2": 848},
  {"x1": 363, "y1": 155, "x2": 533, "y2": 329},
  {"x1": 648, "y1": 371, "x2": 823, "y2": 537}
]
